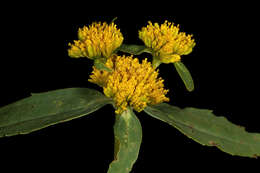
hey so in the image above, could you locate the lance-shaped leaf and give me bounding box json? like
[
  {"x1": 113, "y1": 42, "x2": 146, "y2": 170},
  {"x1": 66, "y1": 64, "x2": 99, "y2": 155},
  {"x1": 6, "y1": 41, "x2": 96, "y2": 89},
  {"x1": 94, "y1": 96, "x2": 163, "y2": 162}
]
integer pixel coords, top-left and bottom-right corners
[
  {"x1": 174, "y1": 61, "x2": 194, "y2": 92},
  {"x1": 108, "y1": 107, "x2": 142, "y2": 173},
  {"x1": 117, "y1": 44, "x2": 152, "y2": 55},
  {"x1": 0, "y1": 88, "x2": 112, "y2": 137},
  {"x1": 144, "y1": 103, "x2": 260, "y2": 158}
]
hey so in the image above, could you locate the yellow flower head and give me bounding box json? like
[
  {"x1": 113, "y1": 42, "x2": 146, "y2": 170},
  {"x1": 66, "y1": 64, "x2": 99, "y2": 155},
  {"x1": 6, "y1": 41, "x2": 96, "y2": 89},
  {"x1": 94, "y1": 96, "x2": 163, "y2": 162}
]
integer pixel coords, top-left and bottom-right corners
[
  {"x1": 139, "y1": 20, "x2": 195, "y2": 63},
  {"x1": 89, "y1": 55, "x2": 169, "y2": 114},
  {"x1": 68, "y1": 22, "x2": 123, "y2": 59}
]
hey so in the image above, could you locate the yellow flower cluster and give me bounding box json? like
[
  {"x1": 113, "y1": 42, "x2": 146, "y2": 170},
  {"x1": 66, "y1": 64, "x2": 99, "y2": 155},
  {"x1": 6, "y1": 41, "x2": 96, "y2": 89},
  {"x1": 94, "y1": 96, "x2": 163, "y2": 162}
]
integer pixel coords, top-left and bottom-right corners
[
  {"x1": 139, "y1": 21, "x2": 195, "y2": 63},
  {"x1": 68, "y1": 22, "x2": 123, "y2": 59},
  {"x1": 89, "y1": 55, "x2": 169, "y2": 114}
]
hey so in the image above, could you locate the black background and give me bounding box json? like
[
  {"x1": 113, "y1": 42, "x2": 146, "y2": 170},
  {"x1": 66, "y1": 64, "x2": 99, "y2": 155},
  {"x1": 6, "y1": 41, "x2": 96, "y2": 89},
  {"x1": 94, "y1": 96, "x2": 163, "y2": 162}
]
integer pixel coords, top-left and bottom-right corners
[{"x1": 1, "y1": 4, "x2": 260, "y2": 172}]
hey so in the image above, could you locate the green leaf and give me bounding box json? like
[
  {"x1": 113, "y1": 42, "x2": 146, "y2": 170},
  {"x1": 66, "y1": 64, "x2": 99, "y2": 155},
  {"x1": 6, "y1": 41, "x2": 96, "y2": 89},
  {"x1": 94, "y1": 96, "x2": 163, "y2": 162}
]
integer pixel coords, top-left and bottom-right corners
[
  {"x1": 144, "y1": 103, "x2": 260, "y2": 158},
  {"x1": 174, "y1": 61, "x2": 194, "y2": 92},
  {"x1": 94, "y1": 59, "x2": 112, "y2": 72},
  {"x1": 0, "y1": 88, "x2": 112, "y2": 137},
  {"x1": 117, "y1": 44, "x2": 152, "y2": 55},
  {"x1": 152, "y1": 56, "x2": 161, "y2": 69},
  {"x1": 108, "y1": 107, "x2": 142, "y2": 173}
]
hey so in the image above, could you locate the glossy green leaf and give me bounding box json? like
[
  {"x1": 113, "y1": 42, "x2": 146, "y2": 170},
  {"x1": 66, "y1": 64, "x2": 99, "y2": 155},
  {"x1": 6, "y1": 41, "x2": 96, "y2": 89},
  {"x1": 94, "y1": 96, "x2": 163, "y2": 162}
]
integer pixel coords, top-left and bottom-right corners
[
  {"x1": 144, "y1": 103, "x2": 260, "y2": 158},
  {"x1": 108, "y1": 107, "x2": 142, "y2": 173},
  {"x1": 117, "y1": 44, "x2": 152, "y2": 55},
  {"x1": 0, "y1": 88, "x2": 112, "y2": 137},
  {"x1": 174, "y1": 61, "x2": 194, "y2": 92}
]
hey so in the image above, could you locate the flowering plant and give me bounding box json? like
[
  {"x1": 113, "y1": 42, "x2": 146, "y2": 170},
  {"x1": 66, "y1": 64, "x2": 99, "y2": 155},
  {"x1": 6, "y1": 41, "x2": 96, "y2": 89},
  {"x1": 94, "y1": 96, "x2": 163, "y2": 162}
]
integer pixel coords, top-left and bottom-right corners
[{"x1": 1, "y1": 18, "x2": 260, "y2": 172}]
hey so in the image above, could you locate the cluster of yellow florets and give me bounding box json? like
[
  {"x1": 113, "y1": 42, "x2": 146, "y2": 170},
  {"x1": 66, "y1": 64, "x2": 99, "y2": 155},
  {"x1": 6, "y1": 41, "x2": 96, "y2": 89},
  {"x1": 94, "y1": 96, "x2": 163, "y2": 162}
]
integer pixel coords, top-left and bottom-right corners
[
  {"x1": 89, "y1": 55, "x2": 169, "y2": 114},
  {"x1": 69, "y1": 20, "x2": 195, "y2": 114},
  {"x1": 139, "y1": 21, "x2": 195, "y2": 63},
  {"x1": 68, "y1": 22, "x2": 123, "y2": 59}
]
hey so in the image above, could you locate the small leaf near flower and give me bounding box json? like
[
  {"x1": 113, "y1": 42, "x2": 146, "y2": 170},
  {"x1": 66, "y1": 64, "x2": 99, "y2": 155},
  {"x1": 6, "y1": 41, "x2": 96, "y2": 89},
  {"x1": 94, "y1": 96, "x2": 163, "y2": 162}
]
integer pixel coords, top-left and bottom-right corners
[
  {"x1": 174, "y1": 61, "x2": 194, "y2": 92},
  {"x1": 117, "y1": 44, "x2": 152, "y2": 55}
]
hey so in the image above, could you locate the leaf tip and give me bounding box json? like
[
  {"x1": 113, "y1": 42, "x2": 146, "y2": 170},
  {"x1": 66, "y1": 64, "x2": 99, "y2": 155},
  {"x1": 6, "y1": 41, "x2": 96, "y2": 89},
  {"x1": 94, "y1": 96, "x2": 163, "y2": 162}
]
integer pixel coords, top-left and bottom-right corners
[{"x1": 187, "y1": 86, "x2": 194, "y2": 92}]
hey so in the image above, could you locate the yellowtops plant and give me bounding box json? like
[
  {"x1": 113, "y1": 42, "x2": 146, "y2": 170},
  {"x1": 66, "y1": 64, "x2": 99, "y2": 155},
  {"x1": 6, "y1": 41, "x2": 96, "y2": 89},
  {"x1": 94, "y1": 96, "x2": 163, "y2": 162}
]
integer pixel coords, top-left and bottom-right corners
[
  {"x1": 68, "y1": 22, "x2": 123, "y2": 59},
  {"x1": 1, "y1": 18, "x2": 259, "y2": 173},
  {"x1": 139, "y1": 21, "x2": 195, "y2": 66},
  {"x1": 89, "y1": 55, "x2": 169, "y2": 114}
]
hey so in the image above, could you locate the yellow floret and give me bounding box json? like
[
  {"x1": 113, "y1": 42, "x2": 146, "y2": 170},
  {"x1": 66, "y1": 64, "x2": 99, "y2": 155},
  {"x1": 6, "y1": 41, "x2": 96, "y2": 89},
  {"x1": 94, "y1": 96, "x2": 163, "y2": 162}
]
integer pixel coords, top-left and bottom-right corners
[{"x1": 89, "y1": 55, "x2": 169, "y2": 114}]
